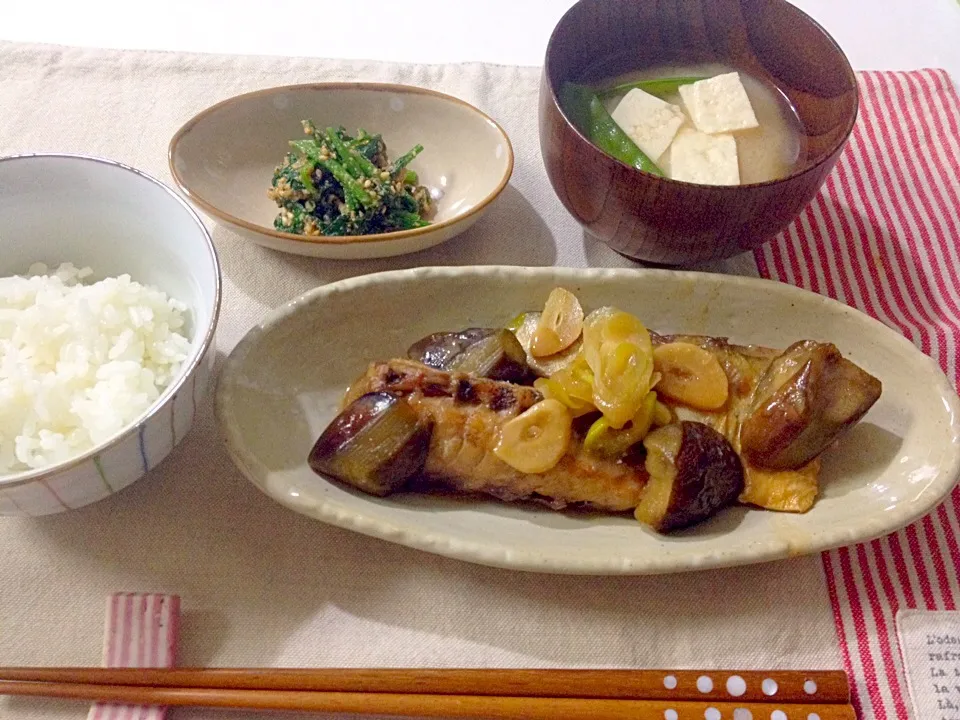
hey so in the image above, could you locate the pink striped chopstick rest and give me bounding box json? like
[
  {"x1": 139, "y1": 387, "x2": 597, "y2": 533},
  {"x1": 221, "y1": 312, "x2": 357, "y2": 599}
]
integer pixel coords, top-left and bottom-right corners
[{"x1": 87, "y1": 593, "x2": 180, "y2": 720}]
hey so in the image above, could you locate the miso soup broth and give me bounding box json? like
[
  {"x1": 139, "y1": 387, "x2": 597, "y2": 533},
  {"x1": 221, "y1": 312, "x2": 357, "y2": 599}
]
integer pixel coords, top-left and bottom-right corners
[{"x1": 600, "y1": 63, "x2": 806, "y2": 184}]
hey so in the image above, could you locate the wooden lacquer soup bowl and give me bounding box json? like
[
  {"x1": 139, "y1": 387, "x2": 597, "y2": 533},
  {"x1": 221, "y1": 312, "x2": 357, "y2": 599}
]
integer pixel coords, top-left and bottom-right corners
[{"x1": 539, "y1": 0, "x2": 859, "y2": 265}]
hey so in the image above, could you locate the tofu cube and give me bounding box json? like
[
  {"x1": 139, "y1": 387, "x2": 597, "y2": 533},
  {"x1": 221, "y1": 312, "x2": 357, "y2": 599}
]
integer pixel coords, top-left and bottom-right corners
[
  {"x1": 678, "y1": 72, "x2": 759, "y2": 135},
  {"x1": 668, "y1": 128, "x2": 740, "y2": 185},
  {"x1": 610, "y1": 88, "x2": 686, "y2": 162}
]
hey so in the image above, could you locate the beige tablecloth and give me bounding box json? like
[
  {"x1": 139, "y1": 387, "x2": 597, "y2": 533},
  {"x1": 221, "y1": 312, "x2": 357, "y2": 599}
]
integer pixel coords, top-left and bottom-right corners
[{"x1": 0, "y1": 42, "x2": 837, "y2": 720}]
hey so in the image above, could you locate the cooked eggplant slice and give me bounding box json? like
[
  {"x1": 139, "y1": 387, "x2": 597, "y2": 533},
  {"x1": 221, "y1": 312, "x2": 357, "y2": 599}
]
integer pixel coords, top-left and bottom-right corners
[
  {"x1": 739, "y1": 341, "x2": 882, "y2": 470},
  {"x1": 406, "y1": 328, "x2": 532, "y2": 383},
  {"x1": 309, "y1": 391, "x2": 432, "y2": 497},
  {"x1": 406, "y1": 328, "x2": 491, "y2": 370},
  {"x1": 450, "y1": 329, "x2": 531, "y2": 382},
  {"x1": 635, "y1": 421, "x2": 744, "y2": 532}
]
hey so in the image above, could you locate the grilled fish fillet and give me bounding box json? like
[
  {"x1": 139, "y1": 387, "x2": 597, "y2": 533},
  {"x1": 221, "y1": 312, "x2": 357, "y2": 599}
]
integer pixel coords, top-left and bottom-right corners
[
  {"x1": 340, "y1": 334, "x2": 881, "y2": 515},
  {"x1": 347, "y1": 359, "x2": 647, "y2": 512}
]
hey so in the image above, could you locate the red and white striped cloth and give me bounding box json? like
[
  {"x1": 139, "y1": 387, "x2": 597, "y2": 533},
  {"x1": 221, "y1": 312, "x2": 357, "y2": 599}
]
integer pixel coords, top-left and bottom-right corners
[
  {"x1": 87, "y1": 593, "x2": 180, "y2": 720},
  {"x1": 754, "y1": 68, "x2": 960, "y2": 720}
]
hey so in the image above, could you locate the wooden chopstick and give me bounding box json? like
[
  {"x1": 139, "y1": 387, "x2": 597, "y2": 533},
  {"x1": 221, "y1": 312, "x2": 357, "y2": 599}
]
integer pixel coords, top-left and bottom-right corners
[
  {"x1": 0, "y1": 667, "x2": 850, "y2": 703},
  {"x1": 0, "y1": 681, "x2": 857, "y2": 719}
]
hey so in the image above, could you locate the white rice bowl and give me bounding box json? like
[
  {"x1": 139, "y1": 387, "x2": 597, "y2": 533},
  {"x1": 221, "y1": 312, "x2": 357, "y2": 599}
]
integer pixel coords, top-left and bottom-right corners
[{"x1": 0, "y1": 262, "x2": 191, "y2": 475}]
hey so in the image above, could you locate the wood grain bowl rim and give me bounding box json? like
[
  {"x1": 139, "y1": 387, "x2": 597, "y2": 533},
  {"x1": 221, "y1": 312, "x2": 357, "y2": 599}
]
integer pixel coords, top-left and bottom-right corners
[
  {"x1": 543, "y1": 0, "x2": 860, "y2": 191},
  {"x1": 167, "y1": 82, "x2": 515, "y2": 246}
]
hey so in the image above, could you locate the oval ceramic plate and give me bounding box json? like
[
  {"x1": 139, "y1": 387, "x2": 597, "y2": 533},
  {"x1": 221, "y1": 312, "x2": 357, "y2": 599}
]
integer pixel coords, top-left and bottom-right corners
[
  {"x1": 169, "y1": 83, "x2": 513, "y2": 259},
  {"x1": 216, "y1": 267, "x2": 960, "y2": 575}
]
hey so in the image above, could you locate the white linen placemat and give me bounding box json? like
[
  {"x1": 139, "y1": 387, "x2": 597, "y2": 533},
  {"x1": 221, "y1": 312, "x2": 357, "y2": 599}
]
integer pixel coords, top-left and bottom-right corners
[{"x1": 0, "y1": 42, "x2": 837, "y2": 720}]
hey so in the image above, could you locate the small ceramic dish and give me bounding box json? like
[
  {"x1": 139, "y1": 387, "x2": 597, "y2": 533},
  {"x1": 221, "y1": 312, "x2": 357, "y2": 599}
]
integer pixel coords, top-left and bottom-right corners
[
  {"x1": 169, "y1": 83, "x2": 514, "y2": 260},
  {"x1": 0, "y1": 154, "x2": 221, "y2": 516},
  {"x1": 216, "y1": 266, "x2": 960, "y2": 575}
]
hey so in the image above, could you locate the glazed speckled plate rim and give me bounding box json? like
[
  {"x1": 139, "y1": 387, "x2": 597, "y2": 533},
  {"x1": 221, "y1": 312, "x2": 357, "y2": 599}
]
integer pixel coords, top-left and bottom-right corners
[
  {"x1": 215, "y1": 265, "x2": 960, "y2": 575},
  {"x1": 167, "y1": 82, "x2": 515, "y2": 247}
]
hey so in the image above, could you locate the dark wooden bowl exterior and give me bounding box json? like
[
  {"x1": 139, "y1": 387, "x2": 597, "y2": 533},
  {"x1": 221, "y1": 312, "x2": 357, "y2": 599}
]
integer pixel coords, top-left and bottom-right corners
[{"x1": 539, "y1": 0, "x2": 859, "y2": 265}]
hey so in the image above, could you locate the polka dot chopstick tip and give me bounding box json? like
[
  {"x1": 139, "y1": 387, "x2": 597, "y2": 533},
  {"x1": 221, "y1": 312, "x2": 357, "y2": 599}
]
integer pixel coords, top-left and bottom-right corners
[{"x1": 650, "y1": 670, "x2": 844, "y2": 704}]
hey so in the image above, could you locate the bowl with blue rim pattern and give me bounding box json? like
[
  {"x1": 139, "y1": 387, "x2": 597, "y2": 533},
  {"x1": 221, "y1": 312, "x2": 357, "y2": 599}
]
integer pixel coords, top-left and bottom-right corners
[{"x1": 0, "y1": 153, "x2": 220, "y2": 515}]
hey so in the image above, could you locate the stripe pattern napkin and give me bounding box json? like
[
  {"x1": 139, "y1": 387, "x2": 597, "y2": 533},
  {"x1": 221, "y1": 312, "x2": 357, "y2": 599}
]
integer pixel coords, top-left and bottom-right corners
[{"x1": 754, "y1": 68, "x2": 960, "y2": 719}]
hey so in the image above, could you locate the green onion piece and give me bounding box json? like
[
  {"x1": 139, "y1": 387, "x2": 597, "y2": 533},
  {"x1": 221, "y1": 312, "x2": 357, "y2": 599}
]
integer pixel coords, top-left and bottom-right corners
[{"x1": 505, "y1": 312, "x2": 529, "y2": 332}]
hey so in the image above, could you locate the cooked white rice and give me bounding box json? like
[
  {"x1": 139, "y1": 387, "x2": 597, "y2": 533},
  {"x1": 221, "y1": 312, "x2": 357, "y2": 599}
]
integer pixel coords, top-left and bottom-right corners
[{"x1": 0, "y1": 263, "x2": 191, "y2": 475}]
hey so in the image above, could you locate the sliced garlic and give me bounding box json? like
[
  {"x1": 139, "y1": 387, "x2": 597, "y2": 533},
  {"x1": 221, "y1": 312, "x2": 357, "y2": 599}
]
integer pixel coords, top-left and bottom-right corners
[
  {"x1": 493, "y1": 399, "x2": 572, "y2": 474},
  {"x1": 530, "y1": 287, "x2": 584, "y2": 358},
  {"x1": 653, "y1": 342, "x2": 729, "y2": 411}
]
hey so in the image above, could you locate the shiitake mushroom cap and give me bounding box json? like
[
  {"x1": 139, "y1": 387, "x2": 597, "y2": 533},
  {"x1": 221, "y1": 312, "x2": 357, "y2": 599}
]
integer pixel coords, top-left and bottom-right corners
[{"x1": 636, "y1": 421, "x2": 744, "y2": 532}]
